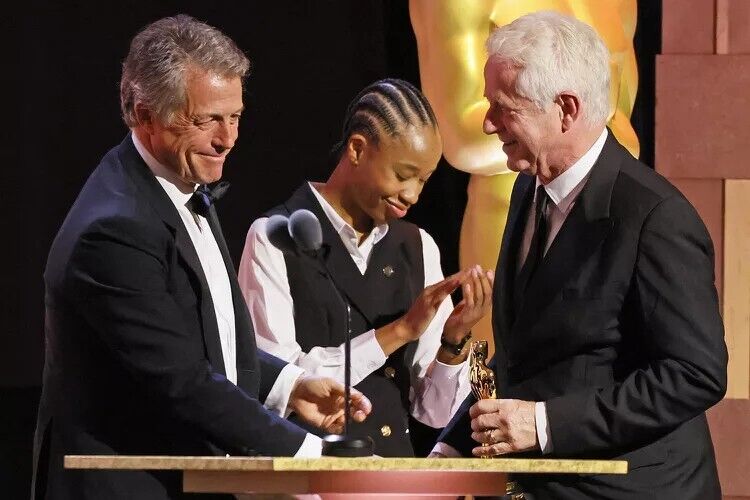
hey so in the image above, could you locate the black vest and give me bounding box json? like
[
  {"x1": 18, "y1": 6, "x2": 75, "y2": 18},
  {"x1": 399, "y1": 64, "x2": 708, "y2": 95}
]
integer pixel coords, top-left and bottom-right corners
[{"x1": 266, "y1": 183, "x2": 424, "y2": 456}]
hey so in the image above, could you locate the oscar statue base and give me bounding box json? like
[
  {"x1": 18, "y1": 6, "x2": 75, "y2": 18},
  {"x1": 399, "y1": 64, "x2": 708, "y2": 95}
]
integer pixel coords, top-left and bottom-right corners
[{"x1": 321, "y1": 434, "x2": 374, "y2": 457}]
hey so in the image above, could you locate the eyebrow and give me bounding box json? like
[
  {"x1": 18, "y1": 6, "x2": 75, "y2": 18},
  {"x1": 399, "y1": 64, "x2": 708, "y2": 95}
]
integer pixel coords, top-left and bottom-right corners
[
  {"x1": 396, "y1": 164, "x2": 436, "y2": 178},
  {"x1": 396, "y1": 164, "x2": 420, "y2": 172},
  {"x1": 195, "y1": 106, "x2": 245, "y2": 119}
]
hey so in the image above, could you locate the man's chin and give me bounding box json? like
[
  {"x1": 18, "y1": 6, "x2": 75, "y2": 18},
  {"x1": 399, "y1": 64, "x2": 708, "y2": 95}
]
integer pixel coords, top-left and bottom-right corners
[
  {"x1": 194, "y1": 169, "x2": 224, "y2": 185},
  {"x1": 508, "y1": 160, "x2": 535, "y2": 176}
]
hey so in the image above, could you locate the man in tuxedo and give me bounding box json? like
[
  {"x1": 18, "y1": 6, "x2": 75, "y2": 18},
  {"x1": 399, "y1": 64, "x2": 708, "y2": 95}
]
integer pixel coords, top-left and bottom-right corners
[
  {"x1": 433, "y1": 11, "x2": 728, "y2": 499},
  {"x1": 32, "y1": 15, "x2": 373, "y2": 499}
]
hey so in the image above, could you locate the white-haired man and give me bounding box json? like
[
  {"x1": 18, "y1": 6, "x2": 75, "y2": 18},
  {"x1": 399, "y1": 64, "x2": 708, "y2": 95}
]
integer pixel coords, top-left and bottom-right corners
[{"x1": 433, "y1": 11, "x2": 727, "y2": 500}]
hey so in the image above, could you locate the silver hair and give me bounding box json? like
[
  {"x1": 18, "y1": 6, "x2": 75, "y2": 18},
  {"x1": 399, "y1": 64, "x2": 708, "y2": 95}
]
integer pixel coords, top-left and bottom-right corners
[
  {"x1": 120, "y1": 14, "x2": 250, "y2": 127},
  {"x1": 485, "y1": 11, "x2": 611, "y2": 126}
]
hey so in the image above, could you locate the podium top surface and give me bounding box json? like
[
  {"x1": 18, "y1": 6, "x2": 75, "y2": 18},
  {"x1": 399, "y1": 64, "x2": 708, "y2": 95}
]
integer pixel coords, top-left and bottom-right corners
[{"x1": 64, "y1": 455, "x2": 627, "y2": 474}]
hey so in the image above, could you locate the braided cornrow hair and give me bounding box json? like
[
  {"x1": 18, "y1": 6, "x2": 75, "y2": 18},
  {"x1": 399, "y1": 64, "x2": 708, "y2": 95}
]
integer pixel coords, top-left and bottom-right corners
[{"x1": 330, "y1": 78, "x2": 438, "y2": 163}]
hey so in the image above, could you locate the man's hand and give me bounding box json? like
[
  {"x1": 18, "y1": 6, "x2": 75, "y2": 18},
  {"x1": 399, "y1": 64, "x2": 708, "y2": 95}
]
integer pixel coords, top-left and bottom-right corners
[
  {"x1": 469, "y1": 399, "x2": 538, "y2": 457},
  {"x1": 288, "y1": 375, "x2": 372, "y2": 434},
  {"x1": 442, "y1": 265, "x2": 494, "y2": 344}
]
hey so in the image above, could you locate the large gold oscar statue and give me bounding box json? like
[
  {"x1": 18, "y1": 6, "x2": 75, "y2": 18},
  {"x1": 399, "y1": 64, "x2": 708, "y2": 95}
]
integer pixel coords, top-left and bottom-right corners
[{"x1": 410, "y1": 1, "x2": 640, "y2": 355}]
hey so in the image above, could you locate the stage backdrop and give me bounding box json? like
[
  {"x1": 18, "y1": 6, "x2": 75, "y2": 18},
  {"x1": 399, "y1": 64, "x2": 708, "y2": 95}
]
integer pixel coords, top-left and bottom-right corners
[{"x1": 3, "y1": 1, "x2": 659, "y2": 497}]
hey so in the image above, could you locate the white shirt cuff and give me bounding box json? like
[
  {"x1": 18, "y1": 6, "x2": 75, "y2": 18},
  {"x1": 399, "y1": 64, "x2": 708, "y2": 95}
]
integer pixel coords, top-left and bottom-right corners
[
  {"x1": 411, "y1": 359, "x2": 470, "y2": 428},
  {"x1": 535, "y1": 401, "x2": 553, "y2": 454},
  {"x1": 429, "y1": 442, "x2": 462, "y2": 458},
  {"x1": 294, "y1": 433, "x2": 323, "y2": 458},
  {"x1": 350, "y1": 329, "x2": 387, "y2": 381},
  {"x1": 264, "y1": 363, "x2": 306, "y2": 417},
  {"x1": 431, "y1": 358, "x2": 468, "y2": 378}
]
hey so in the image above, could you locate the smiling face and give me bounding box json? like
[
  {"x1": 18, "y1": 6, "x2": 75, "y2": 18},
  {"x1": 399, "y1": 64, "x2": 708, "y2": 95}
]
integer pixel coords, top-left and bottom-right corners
[
  {"x1": 348, "y1": 124, "x2": 442, "y2": 226},
  {"x1": 143, "y1": 67, "x2": 244, "y2": 186},
  {"x1": 482, "y1": 57, "x2": 563, "y2": 178}
]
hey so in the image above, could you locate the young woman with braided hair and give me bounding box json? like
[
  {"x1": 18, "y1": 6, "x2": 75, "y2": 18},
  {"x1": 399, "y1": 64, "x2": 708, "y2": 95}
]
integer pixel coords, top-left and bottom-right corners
[{"x1": 239, "y1": 79, "x2": 493, "y2": 456}]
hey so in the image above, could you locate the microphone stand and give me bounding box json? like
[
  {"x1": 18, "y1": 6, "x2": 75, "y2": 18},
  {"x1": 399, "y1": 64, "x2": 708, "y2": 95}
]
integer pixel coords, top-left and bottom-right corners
[{"x1": 310, "y1": 251, "x2": 374, "y2": 457}]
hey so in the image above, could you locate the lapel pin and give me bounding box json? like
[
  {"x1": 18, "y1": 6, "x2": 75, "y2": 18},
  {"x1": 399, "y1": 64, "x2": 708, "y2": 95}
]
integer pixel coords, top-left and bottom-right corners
[{"x1": 382, "y1": 265, "x2": 394, "y2": 277}]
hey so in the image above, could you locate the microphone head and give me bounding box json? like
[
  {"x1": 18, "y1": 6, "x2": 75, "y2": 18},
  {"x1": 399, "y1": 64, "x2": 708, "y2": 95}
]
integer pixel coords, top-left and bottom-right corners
[
  {"x1": 265, "y1": 214, "x2": 297, "y2": 254},
  {"x1": 289, "y1": 209, "x2": 323, "y2": 253}
]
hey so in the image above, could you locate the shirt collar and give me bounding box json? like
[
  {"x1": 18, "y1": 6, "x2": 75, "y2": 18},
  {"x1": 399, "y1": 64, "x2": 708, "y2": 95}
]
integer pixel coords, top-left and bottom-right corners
[
  {"x1": 131, "y1": 131, "x2": 197, "y2": 210},
  {"x1": 538, "y1": 128, "x2": 608, "y2": 213},
  {"x1": 308, "y1": 182, "x2": 389, "y2": 245}
]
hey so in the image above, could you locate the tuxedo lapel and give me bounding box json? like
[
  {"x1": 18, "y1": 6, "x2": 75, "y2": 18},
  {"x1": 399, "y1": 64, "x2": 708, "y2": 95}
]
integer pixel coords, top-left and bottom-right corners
[
  {"x1": 173, "y1": 224, "x2": 228, "y2": 375},
  {"x1": 205, "y1": 208, "x2": 258, "y2": 376},
  {"x1": 514, "y1": 132, "x2": 624, "y2": 327},
  {"x1": 118, "y1": 135, "x2": 227, "y2": 375}
]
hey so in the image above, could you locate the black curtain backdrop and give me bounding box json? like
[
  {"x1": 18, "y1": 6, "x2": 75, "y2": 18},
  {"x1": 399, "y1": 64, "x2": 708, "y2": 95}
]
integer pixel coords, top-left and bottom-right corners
[{"x1": 3, "y1": 1, "x2": 659, "y2": 497}]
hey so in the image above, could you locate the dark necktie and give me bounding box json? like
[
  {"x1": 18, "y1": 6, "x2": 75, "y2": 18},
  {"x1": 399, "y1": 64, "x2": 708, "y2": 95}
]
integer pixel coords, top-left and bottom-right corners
[
  {"x1": 187, "y1": 181, "x2": 230, "y2": 217},
  {"x1": 513, "y1": 185, "x2": 549, "y2": 313}
]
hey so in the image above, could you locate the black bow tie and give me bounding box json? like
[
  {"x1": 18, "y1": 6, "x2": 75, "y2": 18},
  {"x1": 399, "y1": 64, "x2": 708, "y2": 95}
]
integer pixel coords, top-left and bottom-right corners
[{"x1": 187, "y1": 181, "x2": 230, "y2": 217}]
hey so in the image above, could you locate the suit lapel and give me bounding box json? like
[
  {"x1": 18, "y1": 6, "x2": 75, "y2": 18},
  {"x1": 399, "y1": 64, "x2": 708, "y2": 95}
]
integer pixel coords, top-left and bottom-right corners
[
  {"x1": 514, "y1": 132, "x2": 624, "y2": 327},
  {"x1": 118, "y1": 135, "x2": 227, "y2": 375},
  {"x1": 493, "y1": 173, "x2": 534, "y2": 338}
]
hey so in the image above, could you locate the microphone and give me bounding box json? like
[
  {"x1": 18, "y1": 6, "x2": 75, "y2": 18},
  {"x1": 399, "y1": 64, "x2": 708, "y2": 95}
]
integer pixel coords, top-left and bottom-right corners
[
  {"x1": 265, "y1": 214, "x2": 297, "y2": 254},
  {"x1": 264, "y1": 209, "x2": 373, "y2": 457},
  {"x1": 288, "y1": 209, "x2": 323, "y2": 253}
]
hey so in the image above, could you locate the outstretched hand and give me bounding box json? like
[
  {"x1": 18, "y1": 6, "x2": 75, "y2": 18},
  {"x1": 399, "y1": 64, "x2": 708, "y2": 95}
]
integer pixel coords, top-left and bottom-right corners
[
  {"x1": 397, "y1": 269, "x2": 471, "y2": 343},
  {"x1": 442, "y1": 265, "x2": 494, "y2": 344},
  {"x1": 288, "y1": 375, "x2": 372, "y2": 434}
]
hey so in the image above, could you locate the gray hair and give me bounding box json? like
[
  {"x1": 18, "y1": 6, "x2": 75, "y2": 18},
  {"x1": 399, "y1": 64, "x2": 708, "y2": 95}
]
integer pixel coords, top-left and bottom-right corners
[
  {"x1": 485, "y1": 11, "x2": 610, "y2": 126},
  {"x1": 120, "y1": 14, "x2": 250, "y2": 127}
]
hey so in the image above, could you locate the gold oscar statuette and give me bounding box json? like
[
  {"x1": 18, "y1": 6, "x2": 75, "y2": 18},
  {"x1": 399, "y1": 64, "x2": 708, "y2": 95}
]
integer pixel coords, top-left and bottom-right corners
[
  {"x1": 469, "y1": 340, "x2": 496, "y2": 400},
  {"x1": 469, "y1": 340, "x2": 524, "y2": 498},
  {"x1": 469, "y1": 339, "x2": 497, "y2": 451}
]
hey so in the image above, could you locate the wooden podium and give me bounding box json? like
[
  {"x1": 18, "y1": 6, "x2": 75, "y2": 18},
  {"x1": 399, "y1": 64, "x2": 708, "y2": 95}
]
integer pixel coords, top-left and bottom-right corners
[{"x1": 65, "y1": 455, "x2": 627, "y2": 497}]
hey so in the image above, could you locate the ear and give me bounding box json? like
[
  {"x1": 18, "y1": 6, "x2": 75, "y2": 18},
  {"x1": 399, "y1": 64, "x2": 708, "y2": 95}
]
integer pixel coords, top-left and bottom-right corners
[
  {"x1": 556, "y1": 92, "x2": 581, "y2": 132},
  {"x1": 346, "y1": 133, "x2": 369, "y2": 166},
  {"x1": 134, "y1": 103, "x2": 155, "y2": 133}
]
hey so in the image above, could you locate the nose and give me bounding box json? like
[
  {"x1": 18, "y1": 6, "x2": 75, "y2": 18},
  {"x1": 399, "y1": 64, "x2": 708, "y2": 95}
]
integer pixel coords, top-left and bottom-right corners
[
  {"x1": 483, "y1": 105, "x2": 503, "y2": 136},
  {"x1": 399, "y1": 180, "x2": 422, "y2": 206},
  {"x1": 213, "y1": 121, "x2": 237, "y2": 152}
]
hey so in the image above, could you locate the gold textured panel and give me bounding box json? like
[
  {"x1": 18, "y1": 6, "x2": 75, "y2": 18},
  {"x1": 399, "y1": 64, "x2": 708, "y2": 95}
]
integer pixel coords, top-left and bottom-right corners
[
  {"x1": 65, "y1": 455, "x2": 627, "y2": 474},
  {"x1": 724, "y1": 180, "x2": 750, "y2": 398}
]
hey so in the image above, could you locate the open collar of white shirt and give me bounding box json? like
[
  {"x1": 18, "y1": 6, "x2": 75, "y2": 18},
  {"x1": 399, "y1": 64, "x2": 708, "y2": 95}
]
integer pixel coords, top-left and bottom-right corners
[
  {"x1": 538, "y1": 128, "x2": 608, "y2": 214},
  {"x1": 308, "y1": 182, "x2": 389, "y2": 272}
]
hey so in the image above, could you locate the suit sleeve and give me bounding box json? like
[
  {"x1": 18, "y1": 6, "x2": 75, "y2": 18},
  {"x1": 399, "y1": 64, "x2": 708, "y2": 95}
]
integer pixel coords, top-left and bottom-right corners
[
  {"x1": 257, "y1": 349, "x2": 287, "y2": 404},
  {"x1": 68, "y1": 216, "x2": 307, "y2": 456},
  {"x1": 545, "y1": 195, "x2": 728, "y2": 455},
  {"x1": 436, "y1": 354, "x2": 504, "y2": 455},
  {"x1": 435, "y1": 392, "x2": 476, "y2": 456}
]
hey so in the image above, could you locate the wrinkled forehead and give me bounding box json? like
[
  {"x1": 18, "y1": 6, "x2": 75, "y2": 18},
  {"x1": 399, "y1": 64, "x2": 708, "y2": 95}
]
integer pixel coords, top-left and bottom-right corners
[{"x1": 483, "y1": 56, "x2": 521, "y2": 96}]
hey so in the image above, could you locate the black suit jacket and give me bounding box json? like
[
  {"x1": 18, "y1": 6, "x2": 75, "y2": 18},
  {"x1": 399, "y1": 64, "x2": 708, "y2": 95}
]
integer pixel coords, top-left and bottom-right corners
[
  {"x1": 32, "y1": 135, "x2": 308, "y2": 499},
  {"x1": 440, "y1": 133, "x2": 728, "y2": 499}
]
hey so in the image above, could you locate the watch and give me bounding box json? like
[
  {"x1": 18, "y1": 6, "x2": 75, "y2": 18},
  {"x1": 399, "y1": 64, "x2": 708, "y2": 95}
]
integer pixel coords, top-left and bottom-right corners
[{"x1": 440, "y1": 332, "x2": 472, "y2": 356}]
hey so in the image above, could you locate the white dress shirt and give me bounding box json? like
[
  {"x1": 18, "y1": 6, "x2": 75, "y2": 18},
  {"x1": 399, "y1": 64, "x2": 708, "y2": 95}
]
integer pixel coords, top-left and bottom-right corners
[
  {"x1": 238, "y1": 183, "x2": 472, "y2": 428},
  {"x1": 432, "y1": 128, "x2": 609, "y2": 458},
  {"x1": 132, "y1": 134, "x2": 321, "y2": 457}
]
